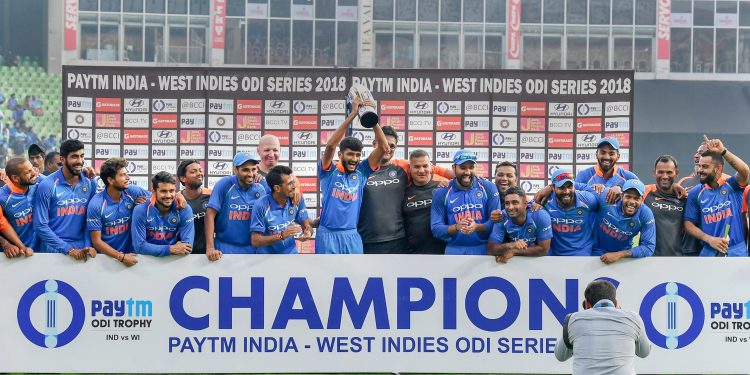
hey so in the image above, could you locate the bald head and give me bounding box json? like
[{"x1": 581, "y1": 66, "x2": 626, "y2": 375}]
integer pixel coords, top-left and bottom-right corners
[{"x1": 257, "y1": 134, "x2": 281, "y2": 173}]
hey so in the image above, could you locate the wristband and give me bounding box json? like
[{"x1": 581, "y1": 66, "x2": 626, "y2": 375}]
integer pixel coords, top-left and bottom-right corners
[
  {"x1": 277, "y1": 233, "x2": 284, "y2": 241},
  {"x1": 721, "y1": 148, "x2": 728, "y2": 156}
]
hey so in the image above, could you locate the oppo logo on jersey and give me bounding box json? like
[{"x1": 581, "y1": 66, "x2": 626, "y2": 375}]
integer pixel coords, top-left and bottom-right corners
[
  {"x1": 58, "y1": 197, "x2": 88, "y2": 206},
  {"x1": 14, "y1": 207, "x2": 32, "y2": 218},
  {"x1": 702, "y1": 200, "x2": 731, "y2": 213},
  {"x1": 452, "y1": 203, "x2": 484, "y2": 223},
  {"x1": 229, "y1": 203, "x2": 252, "y2": 221},
  {"x1": 13, "y1": 207, "x2": 32, "y2": 227},
  {"x1": 600, "y1": 217, "x2": 634, "y2": 242},
  {"x1": 651, "y1": 201, "x2": 683, "y2": 211},
  {"x1": 269, "y1": 220, "x2": 295, "y2": 233},
  {"x1": 147, "y1": 229, "x2": 176, "y2": 241},
  {"x1": 406, "y1": 199, "x2": 432, "y2": 208},
  {"x1": 56, "y1": 197, "x2": 88, "y2": 217},
  {"x1": 332, "y1": 182, "x2": 359, "y2": 202},
  {"x1": 366, "y1": 178, "x2": 400, "y2": 187},
  {"x1": 550, "y1": 217, "x2": 583, "y2": 233},
  {"x1": 452, "y1": 203, "x2": 483, "y2": 213},
  {"x1": 703, "y1": 200, "x2": 734, "y2": 225}
]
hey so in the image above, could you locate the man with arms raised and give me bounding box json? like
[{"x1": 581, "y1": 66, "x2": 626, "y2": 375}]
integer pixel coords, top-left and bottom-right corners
[
  {"x1": 543, "y1": 169, "x2": 601, "y2": 256},
  {"x1": 488, "y1": 186, "x2": 552, "y2": 263},
  {"x1": 684, "y1": 135, "x2": 749, "y2": 257},
  {"x1": 87, "y1": 158, "x2": 150, "y2": 266},
  {"x1": 250, "y1": 165, "x2": 313, "y2": 254},
  {"x1": 317, "y1": 99, "x2": 389, "y2": 254},
  {"x1": 131, "y1": 172, "x2": 194, "y2": 257},
  {"x1": 594, "y1": 179, "x2": 656, "y2": 264},
  {"x1": 402, "y1": 150, "x2": 446, "y2": 254},
  {"x1": 33, "y1": 139, "x2": 97, "y2": 260},
  {"x1": 177, "y1": 159, "x2": 210, "y2": 255},
  {"x1": 431, "y1": 150, "x2": 499, "y2": 255},
  {"x1": 0, "y1": 157, "x2": 36, "y2": 257},
  {"x1": 205, "y1": 153, "x2": 270, "y2": 260}
]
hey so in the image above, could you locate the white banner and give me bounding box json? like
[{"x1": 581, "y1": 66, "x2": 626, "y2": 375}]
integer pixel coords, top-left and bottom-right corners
[{"x1": 1, "y1": 255, "x2": 744, "y2": 373}]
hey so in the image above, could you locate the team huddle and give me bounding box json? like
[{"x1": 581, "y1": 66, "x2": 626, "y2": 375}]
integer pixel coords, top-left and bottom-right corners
[{"x1": 1, "y1": 98, "x2": 748, "y2": 262}]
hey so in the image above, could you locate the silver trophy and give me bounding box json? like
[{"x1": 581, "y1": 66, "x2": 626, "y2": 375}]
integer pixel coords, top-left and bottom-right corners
[{"x1": 347, "y1": 83, "x2": 379, "y2": 128}]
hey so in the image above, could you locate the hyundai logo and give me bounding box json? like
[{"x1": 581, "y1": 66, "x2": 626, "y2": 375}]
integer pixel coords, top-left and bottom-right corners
[
  {"x1": 270, "y1": 100, "x2": 284, "y2": 108},
  {"x1": 298, "y1": 132, "x2": 313, "y2": 140},
  {"x1": 441, "y1": 133, "x2": 456, "y2": 141},
  {"x1": 157, "y1": 130, "x2": 172, "y2": 138},
  {"x1": 582, "y1": 134, "x2": 597, "y2": 142},
  {"x1": 129, "y1": 99, "x2": 144, "y2": 107},
  {"x1": 414, "y1": 101, "x2": 429, "y2": 110},
  {"x1": 554, "y1": 103, "x2": 569, "y2": 111},
  {"x1": 213, "y1": 162, "x2": 228, "y2": 170}
]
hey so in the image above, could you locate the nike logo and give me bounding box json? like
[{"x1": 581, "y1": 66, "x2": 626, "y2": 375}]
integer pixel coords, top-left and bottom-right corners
[
  {"x1": 147, "y1": 217, "x2": 155, "y2": 222},
  {"x1": 231, "y1": 195, "x2": 240, "y2": 199},
  {"x1": 450, "y1": 197, "x2": 459, "y2": 204},
  {"x1": 407, "y1": 195, "x2": 416, "y2": 200},
  {"x1": 105, "y1": 212, "x2": 115, "y2": 218},
  {"x1": 654, "y1": 197, "x2": 665, "y2": 201},
  {"x1": 701, "y1": 198, "x2": 709, "y2": 204},
  {"x1": 11, "y1": 201, "x2": 22, "y2": 208},
  {"x1": 57, "y1": 192, "x2": 64, "y2": 197},
  {"x1": 267, "y1": 217, "x2": 275, "y2": 222},
  {"x1": 547, "y1": 208, "x2": 558, "y2": 212}
]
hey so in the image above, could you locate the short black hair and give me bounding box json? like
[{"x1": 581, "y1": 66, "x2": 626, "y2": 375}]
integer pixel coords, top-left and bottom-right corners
[
  {"x1": 44, "y1": 151, "x2": 60, "y2": 167},
  {"x1": 99, "y1": 158, "x2": 128, "y2": 187},
  {"x1": 27, "y1": 144, "x2": 44, "y2": 158},
  {"x1": 504, "y1": 185, "x2": 526, "y2": 200},
  {"x1": 653, "y1": 154, "x2": 679, "y2": 169},
  {"x1": 700, "y1": 151, "x2": 725, "y2": 167},
  {"x1": 177, "y1": 159, "x2": 199, "y2": 178},
  {"x1": 495, "y1": 161, "x2": 518, "y2": 175},
  {"x1": 381, "y1": 126, "x2": 398, "y2": 143},
  {"x1": 151, "y1": 171, "x2": 175, "y2": 190},
  {"x1": 409, "y1": 149, "x2": 430, "y2": 160},
  {"x1": 339, "y1": 136, "x2": 363, "y2": 153},
  {"x1": 60, "y1": 139, "x2": 85, "y2": 158},
  {"x1": 4, "y1": 157, "x2": 26, "y2": 179},
  {"x1": 584, "y1": 279, "x2": 617, "y2": 306},
  {"x1": 267, "y1": 165, "x2": 293, "y2": 190}
]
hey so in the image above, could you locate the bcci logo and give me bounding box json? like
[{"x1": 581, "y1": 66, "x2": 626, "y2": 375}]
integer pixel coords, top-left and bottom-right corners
[
  {"x1": 17, "y1": 280, "x2": 85, "y2": 348},
  {"x1": 639, "y1": 282, "x2": 704, "y2": 350}
]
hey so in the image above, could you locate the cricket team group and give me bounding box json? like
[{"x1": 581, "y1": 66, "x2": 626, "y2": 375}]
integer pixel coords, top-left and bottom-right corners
[{"x1": 1, "y1": 98, "x2": 748, "y2": 263}]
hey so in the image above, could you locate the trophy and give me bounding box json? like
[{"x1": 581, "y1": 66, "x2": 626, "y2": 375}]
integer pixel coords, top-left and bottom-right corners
[{"x1": 347, "y1": 83, "x2": 379, "y2": 128}]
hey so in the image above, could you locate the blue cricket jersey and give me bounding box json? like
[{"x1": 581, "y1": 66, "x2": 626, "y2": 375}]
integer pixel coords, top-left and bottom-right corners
[
  {"x1": 33, "y1": 169, "x2": 97, "y2": 253},
  {"x1": 207, "y1": 175, "x2": 270, "y2": 254},
  {"x1": 593, "y1": 202, "x2": 656, "y2": 257},
  {"x1": 249, "y1": 194, "x2": 309, "y2": 254},
  {"x1": 431, "y1": 177, "x2": 500, "y2": 253},
  {"x1": 575, "y1": 165, "x2": 638, "y2": 188},
  {"x1": 131, "y1": 198, "x2": 194, "y2": 257},
  {"x1": 544, "y1": 190, "x2": 601, "y2": 256},
  {"x1": 490, "y1": 209, "x2": 553, "y2": 246},
  {"x1": 318, "y1": 160, "x2": 376, "y2": 231},
  {"x1": 86, "y1": 185, "x2": 151, "y2": 253},
  {"x1": 684, "y1": 175, "x2": 748, "y2": 256},
  {"x1": 0, "y1": 179, "x2": 42, "y2": 250}
]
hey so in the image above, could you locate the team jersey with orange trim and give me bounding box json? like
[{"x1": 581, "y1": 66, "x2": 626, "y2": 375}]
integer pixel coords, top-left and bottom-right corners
[
  {"x1": 86, "y1": 185, "x2": 151, "y2": 253},
  {"x1": 318, "y1": 159, "x2": 376, "y2": 231},
  {"x1": 207, "y1": 175, "x2": 270, "y2": 253},
  {"x1": 249, "y1": 194, "x2": 309, "y2": 254},
  {"x1": 131, "y1": 198, "x2": 194, "y2": 257},
  {"x1": 0, "y1": 181, "x2": 39, "y2": 249},
  {"x1": 642, "y1": 184, "x2": 687, "y2": 256},
  {"x1": 684, "y1": 175, "x2": 748, "y2": 256},
  {"x1": 575, "y1": 165, "x2": 638, "y2": 188}
]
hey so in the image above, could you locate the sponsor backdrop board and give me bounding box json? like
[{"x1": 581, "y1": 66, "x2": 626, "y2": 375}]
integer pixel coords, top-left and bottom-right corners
[
  {"x1": 0, "y1": 255, "x2": 744, "y2": 373},
  {"x1": 63, "y1": 67, "x2": 633, "y2": 201}
]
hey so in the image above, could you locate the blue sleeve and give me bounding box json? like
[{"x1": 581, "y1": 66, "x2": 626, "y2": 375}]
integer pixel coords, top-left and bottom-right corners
[
  {"x1": 580, "y1": 190, "x2": 602, "y2": 212},
  {"x1": 207, "y1": 177, "x2": 228, "y2": 212},
  {"x1": 631, "y1": 207, "x2": 656, "y2": 258},
  {"x1": 430, "y1": 188, "x2": 453, "y2": 242},
  {"x1": 575, "y1": 168, "x2": 593, "y2": 184},
  {"x1": 86, "y1": 196, "x2": 103, "y2": 232},
  {"x1": 622, "y1": 169, "x2": 640, "y2": 182},
  {"x1": 33, "y1": 180, "x2": 71, "y2": 254},
  {"x1": 357, "y1": 158, "x2": 376, "y2": 179},
  {"x1": 574, "y1": 181, "x2": 594, "y2": 193},
  {"x1": 684, "y1": 188, "x2": 701, "y2": 224},
  {"x1": 296, "y1": 199, "x2": 309, "y2": 222},
  {"x1": 249, "y1": 200, "x2": 267, "y2": 233},
  {"x1": 481, "y1": 181, "x2": 500, "y2": 231},
  {"x1": 126, "y1": 184, "x2": 151, "y2": 200},
  {"x1": 727, "y1": 175, "x2": 744, "y2": 191},
  {"x1": 131, "y1": 206, "x2": 169, "y2": 257},
  {"x1": 489, "y1": 218, "x2": 506, "y2": 243},
  {"x1": 260, "y1": 179, "x2": 272, "y2": 194},
  {"x1": 535, "y1": 210, "x2": 553, "y2": 242},
  {"x1": 178, "y1": 207, "x2": 195, "y2": 247},
  {"x1": 318, "y1": 159, "x2": 334, "y2": 178}
]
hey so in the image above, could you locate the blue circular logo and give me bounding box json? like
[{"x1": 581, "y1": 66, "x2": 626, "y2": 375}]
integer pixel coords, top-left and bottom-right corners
[
  {"x1": 17, "y1": 279, "x2": 85, "y2": 348},
  {"x1": 639, "y1": 282, "x2": 704, "y2": 349}
]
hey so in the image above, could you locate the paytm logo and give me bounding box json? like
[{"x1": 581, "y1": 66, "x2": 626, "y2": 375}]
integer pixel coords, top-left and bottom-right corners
[{"x1": 17, "y1": 280, "x2": 86, "y2": 348}]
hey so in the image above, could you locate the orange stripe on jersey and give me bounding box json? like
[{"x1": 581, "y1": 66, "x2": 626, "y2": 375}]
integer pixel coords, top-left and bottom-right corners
[
  {"x1": 201, "y1": 188, "x2": 212, "y2": 196},
  {"x1": 0, "y1": 208, "x2": 11, "y2": 232},
  {"x1": 7, "y1": 181, "x2": 25, "y2": 194},
  {"x1": 594, "y1": 164, "x2": 619, "y2": 178},
  {"x1": 642, "y1": 184, "x2": 657, "y2": 201},
  {"x1": 743, "y1": 185, "x2": 749, "y2": 214},
  {"x1": 433, "y1": 175, "x2": 449, "y2": 182}
]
